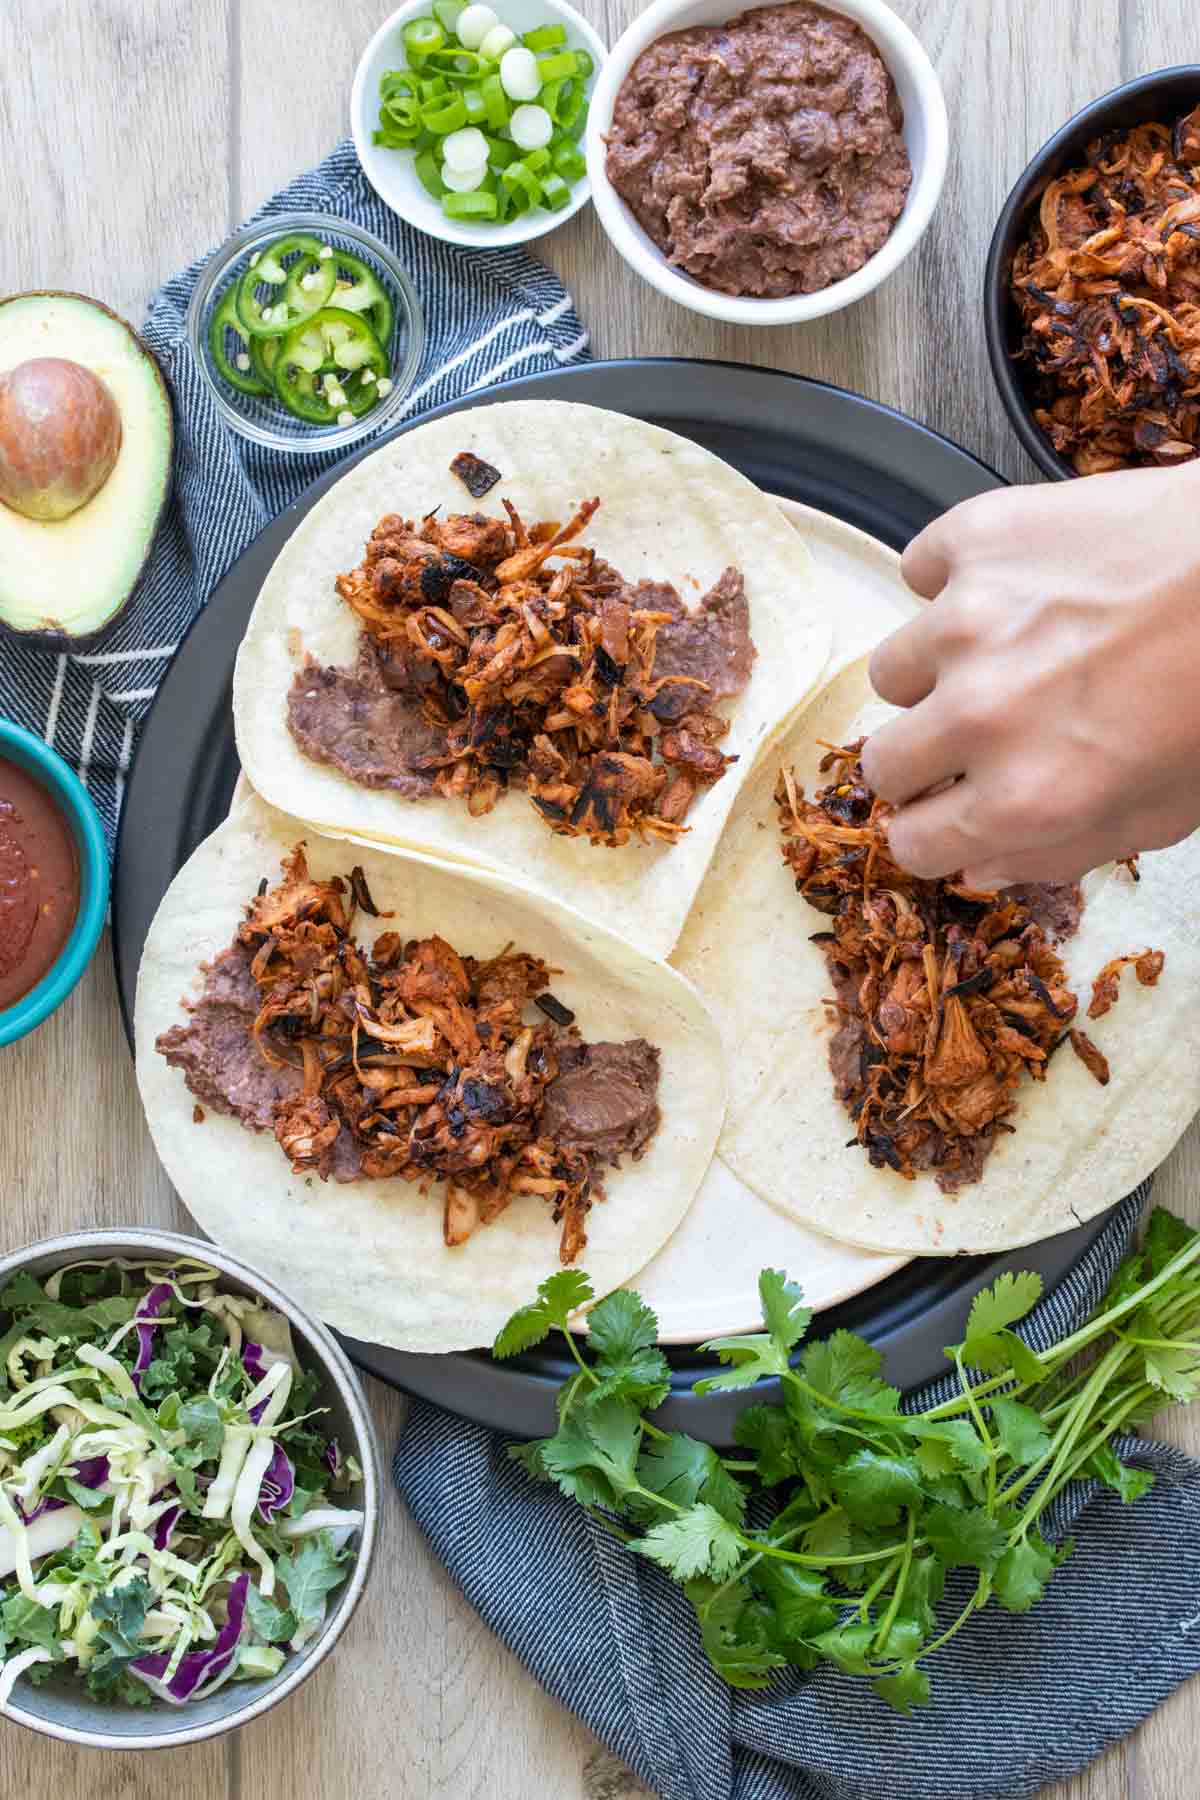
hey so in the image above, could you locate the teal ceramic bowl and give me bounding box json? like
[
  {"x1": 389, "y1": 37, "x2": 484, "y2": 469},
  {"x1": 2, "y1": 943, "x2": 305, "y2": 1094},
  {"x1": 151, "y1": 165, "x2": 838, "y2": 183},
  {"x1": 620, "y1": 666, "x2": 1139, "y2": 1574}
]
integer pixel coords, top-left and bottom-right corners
[{"x1": 0, "y1": 720, "x2": 109, "y2": 1048}]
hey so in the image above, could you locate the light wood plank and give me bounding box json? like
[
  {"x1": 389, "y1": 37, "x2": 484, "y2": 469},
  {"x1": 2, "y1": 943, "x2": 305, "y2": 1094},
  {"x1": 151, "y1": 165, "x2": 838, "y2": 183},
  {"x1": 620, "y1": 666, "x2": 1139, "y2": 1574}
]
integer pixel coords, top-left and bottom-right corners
[{"x1": 0, "y1": 0, "x2": 232, "y2": 1787}]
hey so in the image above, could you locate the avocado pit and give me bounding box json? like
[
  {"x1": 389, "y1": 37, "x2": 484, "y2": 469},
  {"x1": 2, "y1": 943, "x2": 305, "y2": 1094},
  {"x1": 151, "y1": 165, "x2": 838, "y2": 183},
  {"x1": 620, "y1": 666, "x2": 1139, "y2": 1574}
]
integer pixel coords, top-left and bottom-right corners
[{"x1": 0, "y1": 356, "x2": 122, "y2": 522}]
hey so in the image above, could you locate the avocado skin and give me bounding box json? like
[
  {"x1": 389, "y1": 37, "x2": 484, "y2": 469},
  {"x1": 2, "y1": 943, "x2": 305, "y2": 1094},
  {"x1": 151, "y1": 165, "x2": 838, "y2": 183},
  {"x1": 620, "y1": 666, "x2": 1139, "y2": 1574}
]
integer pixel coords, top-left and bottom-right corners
[{"x1": 0, "y1": 291, "x2": 174, "y2": 653}]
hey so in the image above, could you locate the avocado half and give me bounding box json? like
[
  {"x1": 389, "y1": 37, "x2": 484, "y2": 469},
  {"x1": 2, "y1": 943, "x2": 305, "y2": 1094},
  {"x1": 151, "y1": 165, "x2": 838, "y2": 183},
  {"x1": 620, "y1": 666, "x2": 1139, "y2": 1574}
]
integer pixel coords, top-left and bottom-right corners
[{"x1": 0, "y1": 292, "x2": 173, "y2": 651}]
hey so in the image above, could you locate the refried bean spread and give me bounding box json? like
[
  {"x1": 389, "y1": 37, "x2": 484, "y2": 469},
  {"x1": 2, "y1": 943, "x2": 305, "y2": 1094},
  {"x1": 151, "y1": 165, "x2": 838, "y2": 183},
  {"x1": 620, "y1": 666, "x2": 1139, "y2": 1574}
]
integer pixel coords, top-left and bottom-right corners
[{"x1": 604, "y1": 1, "x2": 912, "y2": 299}]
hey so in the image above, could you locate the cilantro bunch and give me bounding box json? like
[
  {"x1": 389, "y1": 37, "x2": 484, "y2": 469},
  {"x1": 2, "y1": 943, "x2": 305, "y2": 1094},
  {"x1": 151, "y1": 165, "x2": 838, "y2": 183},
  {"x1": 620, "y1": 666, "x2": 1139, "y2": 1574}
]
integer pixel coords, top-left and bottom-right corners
[{"x1": 496, "y1": 1207, "x2": 1200, "y2": 1712}]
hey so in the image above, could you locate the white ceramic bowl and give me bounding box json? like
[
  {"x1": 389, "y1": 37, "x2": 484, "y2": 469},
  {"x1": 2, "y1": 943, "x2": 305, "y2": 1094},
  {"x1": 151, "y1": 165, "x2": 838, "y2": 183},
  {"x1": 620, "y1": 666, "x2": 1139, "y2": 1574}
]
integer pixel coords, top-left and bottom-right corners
[
  {"x1": 351, "y1": 0, "x2": 606, "y2": 249},
  {"x1": 585, "y1": 0, "x2": 949, "y2": 326}
]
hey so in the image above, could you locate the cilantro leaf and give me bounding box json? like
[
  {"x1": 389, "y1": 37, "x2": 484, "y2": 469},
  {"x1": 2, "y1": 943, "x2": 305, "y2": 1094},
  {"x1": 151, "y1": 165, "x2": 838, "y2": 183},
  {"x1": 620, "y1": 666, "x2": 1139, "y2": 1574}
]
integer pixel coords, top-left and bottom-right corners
[
  {"x1": 1144, "y1": 1208, "x2": 1198, "y2": 1277},
  {"x1": 923, "y1": 1504, "x2": 1006, "y2": 1573},
  {"x1": 833, "y1": 1450, "x2": 922, "y2": 1527},
  {"x1": 963, "y1": 1271, "x2": 1044, "y2": 1342},
  {"x1": 797, "y1": 1508, "x2": 851, "y2": 1559},
  {"x1": 686, "y1": 1579, "x2": 787, "y2": 1689},
  {"x1": 734, "y1": 1405, "x2": 799, "y2": 1487},
  {"x1": 636, "y1": 1433, "x2": 747, "y2": 1526},
  {"x1": 586, "y1": 1290, "x2": 658, "y2": 1369},
  {"x1": 956, "y1": 1327, "x2": 1046, "y2": 1386},
  {"x1": 634, "y1": 1503, "x2": 744, "y2": 1581},
  {"x1": 874, "y1": 1664, "x2": 931, "y2": 1713},
  {"x1": 993, "y1": 1533, "x2": 1055, "y2": 1613},
  {"x1": 1082, "y1": 1443, "x2": 1156, "y2": 1504},
  {"x1": 989, "y1": 1396, "x2": 1051, "y2": 1468},
  {"x1": 905, "y1": 1418, "x2": 989, "y2": 1476},
  {"x1": 758, "y1": 1270, "x2": 811, "y2": 1357},
  {"x1": 586, "y1": 1348, "x2": 672, "y2": 1412},
  {"x1": 536, "y1": 1395, "x2": 641, "y2": 1508},
  {"x1": 277, "y1": 1530, "x2": 349, "y2": 1627},
  {"x1": 1145, "y1": 1344, "x2": 1200, "y2": 1402},
  {"x1": 798, "y1": 1331, "x2": 899, "y2": 1416},
  {"x1": 750, "y1": 1562, "x2": 838, "y2": 1647},
  {"x1": 246, "y1": 1587, "x2": 298, "y2": 1645},
  {"x1": 694, "y1": 1332, "x2": 788, "y2": 1394},
  {"x1": 2, "y1": 1594, "x2": 64, "y2": 1657},
  {"x1": 493, "y1": 1269, "x2": 594, "y2": 1359}
]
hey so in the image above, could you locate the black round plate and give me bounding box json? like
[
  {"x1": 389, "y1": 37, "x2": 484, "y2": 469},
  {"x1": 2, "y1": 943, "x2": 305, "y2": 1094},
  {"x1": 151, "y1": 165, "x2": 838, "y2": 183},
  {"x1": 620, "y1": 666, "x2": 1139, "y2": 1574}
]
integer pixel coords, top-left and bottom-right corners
[{"x1": 114, "y1": 357, "x2": 1114, "y2": 1444}]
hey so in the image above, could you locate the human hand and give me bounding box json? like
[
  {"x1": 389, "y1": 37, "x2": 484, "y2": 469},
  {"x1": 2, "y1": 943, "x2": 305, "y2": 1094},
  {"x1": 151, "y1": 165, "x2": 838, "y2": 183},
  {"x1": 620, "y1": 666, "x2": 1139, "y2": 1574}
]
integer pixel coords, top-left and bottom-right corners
[{"x1": 860, "y1": 461, "x2": 1200, "y2": 888}]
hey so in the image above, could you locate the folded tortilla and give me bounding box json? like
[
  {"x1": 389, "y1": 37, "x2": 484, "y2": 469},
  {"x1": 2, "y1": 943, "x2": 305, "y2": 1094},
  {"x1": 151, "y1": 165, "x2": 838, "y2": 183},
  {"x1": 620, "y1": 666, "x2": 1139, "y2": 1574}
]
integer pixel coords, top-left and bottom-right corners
[
  {"x1": 233, "y1": 400, "x2": 831, "y2": 960},
  {"x1": 135, "y1": 786, "x2": 726, "y2": 1351},
  {"x1": 673, "y1": 656, "x2": 1200, "y2": 1255}
]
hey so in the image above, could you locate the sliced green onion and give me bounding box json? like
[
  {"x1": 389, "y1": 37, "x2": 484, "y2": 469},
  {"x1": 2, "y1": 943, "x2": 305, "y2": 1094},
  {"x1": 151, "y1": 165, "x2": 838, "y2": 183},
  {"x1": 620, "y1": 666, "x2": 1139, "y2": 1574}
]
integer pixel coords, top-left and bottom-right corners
[
  {"x1": 381, "y1": 94, "x2": 424, "y2": 140},
  {"x1": 522, "y1": 23, "x2": 566, "y2": 51},
  {"x1": 484, "y1": 132, "x2": 517, "y2": 168},
  {"x1": 523, "y1": 147, "x2": 551, "y2": 176},
  {"x1": 535, "y1": 50, "x2": 577, "y2": 84},
  {"x1": 461, "y1": 86, "x2": 488, "y2": 127},
  {"x1": 551, "y1": 139, "x2": 586, "y2": 182},
  {"x1": 500, "y1": 161, "x2": 542, "y2": 212},
  {"x1": 443, "y1": 189, "x2": 500, "y2": 219},
  {"x1": 416, "y1": 148, "x2": 447, "y2": 197},
  {"x1": 380, "y1": 70, "x2": 419, "y2": 101},
  {"x1": 432, "y1": 0, "x2": 465, "y2": 31},
  {"x1": 481, "y1": 72, "x2": 510, "y2": 130},
  {"x1": 545, "y1": 77, "x2": 585, "y2": 130},
  {"x1": 540, "y1": 171, "x2": 571, "y2": 211},
  {"x1": 403, "y1": 16, "x2": 445, "y2": 56},
  {"x1": 423, "y1": 48, "x2": 492, "y2": 78},
  {"x1": 573, "y1": 48, "x2": 594, "y2": 79},
  {"x1": 422, "y1": 92, "x2": 468, "y2": 133},
  {"x1": 418, "y1": 74, "x2": 450, "y2": 101},
  {"x1": 566, "y1": 95, "x2": 588, "y2": 139}
]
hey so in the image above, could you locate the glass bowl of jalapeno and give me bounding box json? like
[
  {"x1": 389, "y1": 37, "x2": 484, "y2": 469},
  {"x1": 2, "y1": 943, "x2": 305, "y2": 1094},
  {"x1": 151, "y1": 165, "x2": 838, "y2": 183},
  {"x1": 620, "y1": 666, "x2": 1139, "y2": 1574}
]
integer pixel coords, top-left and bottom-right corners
[
  {"x1": 186, "y1": 213, "x2": 425, "y2": 451},
  {"x1": 351, "y1": 0, "x2": 604, "y2": 248}
]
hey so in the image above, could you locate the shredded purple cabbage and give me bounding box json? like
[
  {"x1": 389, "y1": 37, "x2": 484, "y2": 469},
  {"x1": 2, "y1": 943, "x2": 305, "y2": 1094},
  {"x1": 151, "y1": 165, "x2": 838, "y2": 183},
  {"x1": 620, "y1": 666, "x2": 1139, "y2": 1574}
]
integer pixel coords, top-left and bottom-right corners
[
  {"x1": 153, "y1": 1499, "x2": 183, "y2": 1552},
  {"x1": 132, "y1": 1279, "x2": 175, "y2": 1390},
  {"x1": 132, "y1": 1571, "x2": 250, "y2": 1702},
  {"x1": 257, "y1": 1444, "x2": 295, "y2": 1523},
  {"x1": 324, "y1": 1438, "x2": 342, "y2": 1479},
  {"x1": 242, "y1": 1342, "x2": 271, "y2": 1422}
]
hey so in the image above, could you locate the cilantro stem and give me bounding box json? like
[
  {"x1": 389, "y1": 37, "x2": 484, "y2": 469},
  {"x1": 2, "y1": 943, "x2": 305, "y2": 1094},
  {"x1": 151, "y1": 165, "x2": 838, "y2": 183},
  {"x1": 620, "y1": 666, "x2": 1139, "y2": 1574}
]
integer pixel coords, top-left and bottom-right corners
[
  {"x1": 953, "y1": 1351, "x2": 996, "y2": 1509},
  {"x1": 1006, "y1": 1342, "x2": 1127, "y2": 1537},
  {"x1": 857, "y1": 1552, "x2": 903, "y2": 1620},
  {"x1": 872, "y1": 1509, "x2": 915, "y2": 1652},
  {"x1": 746, "y1": 1536, "x2": 918, "y2": 1570},
  {"x1": 1046, "y1": 1234, "x2": 1200, "y2": 1363}
]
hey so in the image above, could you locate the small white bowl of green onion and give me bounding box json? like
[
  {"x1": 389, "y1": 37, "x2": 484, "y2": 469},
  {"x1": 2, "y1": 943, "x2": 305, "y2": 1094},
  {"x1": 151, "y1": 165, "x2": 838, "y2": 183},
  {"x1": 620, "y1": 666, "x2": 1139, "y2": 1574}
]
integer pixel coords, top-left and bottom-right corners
[{"x1": 351, "y1": 0, "x2": 604, "y2": 247}]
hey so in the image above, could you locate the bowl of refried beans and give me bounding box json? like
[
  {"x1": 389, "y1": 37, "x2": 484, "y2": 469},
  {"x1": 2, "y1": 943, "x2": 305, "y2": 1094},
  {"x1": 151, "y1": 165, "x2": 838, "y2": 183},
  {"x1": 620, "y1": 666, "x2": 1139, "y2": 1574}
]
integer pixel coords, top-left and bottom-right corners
[{"x1": 587, "y1": 0, "x2": 947, "y2": 325}]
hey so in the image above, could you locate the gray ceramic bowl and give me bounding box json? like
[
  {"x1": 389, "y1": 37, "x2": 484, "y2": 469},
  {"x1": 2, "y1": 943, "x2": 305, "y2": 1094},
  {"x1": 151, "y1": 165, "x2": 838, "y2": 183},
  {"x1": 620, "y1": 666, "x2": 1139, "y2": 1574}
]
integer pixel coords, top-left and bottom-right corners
[{"x1": 0, "y1": 1227, "x2": 381, "y2": 1750}]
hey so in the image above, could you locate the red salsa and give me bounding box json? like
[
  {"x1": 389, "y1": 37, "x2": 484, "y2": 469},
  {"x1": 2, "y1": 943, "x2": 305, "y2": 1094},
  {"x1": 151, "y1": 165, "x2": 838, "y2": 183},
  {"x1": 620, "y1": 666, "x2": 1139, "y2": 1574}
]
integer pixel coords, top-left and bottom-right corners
[{"x1": 0, "y1": 756, "x2": 80, "y2": 1011}]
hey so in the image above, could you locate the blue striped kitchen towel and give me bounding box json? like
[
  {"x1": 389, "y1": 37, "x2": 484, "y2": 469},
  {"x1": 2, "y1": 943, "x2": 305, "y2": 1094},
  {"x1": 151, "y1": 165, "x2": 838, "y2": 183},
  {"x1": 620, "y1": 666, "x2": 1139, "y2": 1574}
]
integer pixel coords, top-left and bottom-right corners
[
  {"x1": 0, "y1": 139, "x2": 589, "y2": 849},
  {"x1": 396, "y1": 1185, "x2": 1200, "y2": 1800}
]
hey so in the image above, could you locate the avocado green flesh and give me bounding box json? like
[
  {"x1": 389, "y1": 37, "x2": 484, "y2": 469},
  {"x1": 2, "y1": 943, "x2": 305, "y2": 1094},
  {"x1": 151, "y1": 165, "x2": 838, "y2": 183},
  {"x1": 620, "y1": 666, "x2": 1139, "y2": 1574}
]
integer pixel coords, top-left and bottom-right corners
[{"x1": 0, "y1": 294, "x2": 172, "y2": 641}]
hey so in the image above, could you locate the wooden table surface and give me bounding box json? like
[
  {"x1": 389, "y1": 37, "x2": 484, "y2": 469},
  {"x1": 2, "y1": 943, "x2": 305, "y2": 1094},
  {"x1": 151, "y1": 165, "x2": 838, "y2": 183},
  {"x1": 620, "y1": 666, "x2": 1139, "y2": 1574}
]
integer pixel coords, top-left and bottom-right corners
[{"x1": 4, "y1": 1, "x2": 1200, "y2": 1795}]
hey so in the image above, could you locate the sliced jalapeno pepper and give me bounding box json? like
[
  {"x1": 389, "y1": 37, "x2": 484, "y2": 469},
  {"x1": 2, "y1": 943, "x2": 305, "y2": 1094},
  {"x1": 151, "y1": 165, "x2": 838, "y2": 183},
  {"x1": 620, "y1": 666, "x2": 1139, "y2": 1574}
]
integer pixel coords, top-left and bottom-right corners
[
  {"x1": 249, "y1": 332, "x2": 282, "y2": 389},
  {"x1": 273, "y1": 308, "x2": 389, "y2": 422},
  {"x1": 235, "y1": 232, "x2": 329, "y2": 337},
  {"x1": 327, "y1": 249, "x2": 395, "y2": 350},
  {"x1": 208, "y1": 287, "x2": 270, "y2": 395}
]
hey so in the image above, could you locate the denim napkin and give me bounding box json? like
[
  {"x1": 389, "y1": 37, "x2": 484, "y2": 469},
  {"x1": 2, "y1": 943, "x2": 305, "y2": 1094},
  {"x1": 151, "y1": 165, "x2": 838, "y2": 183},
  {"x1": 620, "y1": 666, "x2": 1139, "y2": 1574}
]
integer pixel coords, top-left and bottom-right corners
[
  {"x1": 0, "y1": 139, "x2": 589, "y2": 849},
  {"x1": 395, "y1": 1184, "x2": 1200, "y2": 1800}
]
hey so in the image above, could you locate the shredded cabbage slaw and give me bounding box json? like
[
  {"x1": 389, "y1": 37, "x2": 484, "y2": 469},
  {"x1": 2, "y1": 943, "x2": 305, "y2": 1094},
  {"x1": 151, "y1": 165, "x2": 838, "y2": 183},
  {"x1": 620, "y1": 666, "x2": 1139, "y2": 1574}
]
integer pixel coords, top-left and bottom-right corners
[{"x1": 0, "y1": 1258, "x2": 363, "y2": 1710}]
